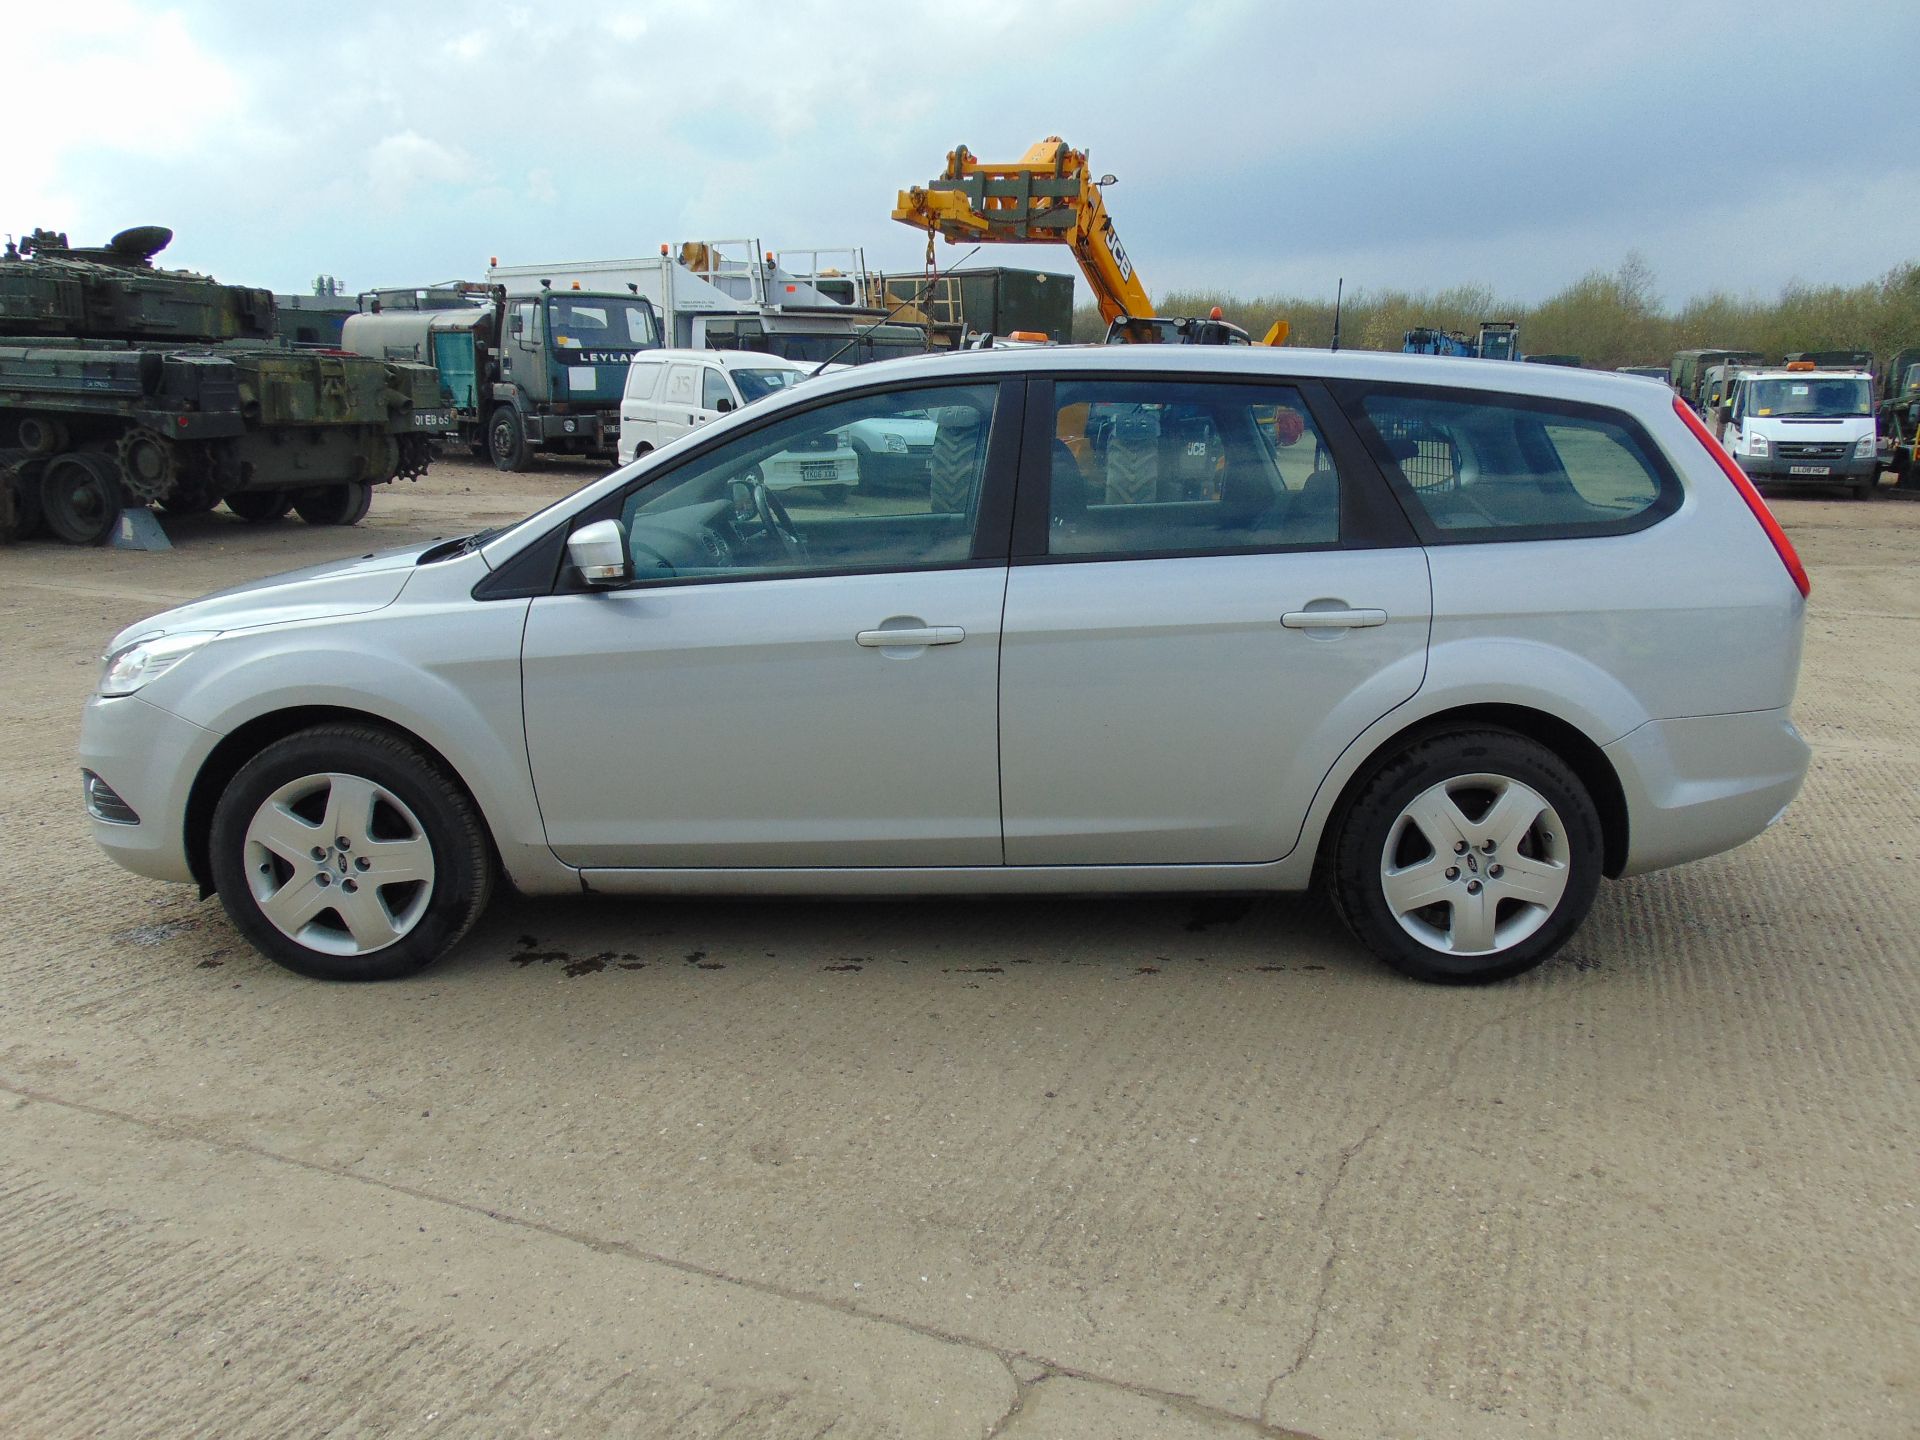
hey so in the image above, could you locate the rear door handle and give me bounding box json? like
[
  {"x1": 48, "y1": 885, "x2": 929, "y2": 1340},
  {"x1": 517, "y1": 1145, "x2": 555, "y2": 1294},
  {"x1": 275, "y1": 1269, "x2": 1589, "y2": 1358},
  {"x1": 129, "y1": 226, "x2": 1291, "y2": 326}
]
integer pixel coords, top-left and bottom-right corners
[
  {"x1": 856, "y1": 626, "x2": 966, "y2": 648},
  {"x1": 1281, "y1": 608, "x2": 1388, "y2": 629}
]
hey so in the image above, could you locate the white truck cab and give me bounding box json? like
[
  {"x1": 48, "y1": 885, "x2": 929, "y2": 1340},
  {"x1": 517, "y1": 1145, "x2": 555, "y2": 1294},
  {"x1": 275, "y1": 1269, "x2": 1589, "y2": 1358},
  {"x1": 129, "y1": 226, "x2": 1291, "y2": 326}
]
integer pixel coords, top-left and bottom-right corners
[{"x1": 1719, "y1": 363, "x2": 1879, "y2": 497}]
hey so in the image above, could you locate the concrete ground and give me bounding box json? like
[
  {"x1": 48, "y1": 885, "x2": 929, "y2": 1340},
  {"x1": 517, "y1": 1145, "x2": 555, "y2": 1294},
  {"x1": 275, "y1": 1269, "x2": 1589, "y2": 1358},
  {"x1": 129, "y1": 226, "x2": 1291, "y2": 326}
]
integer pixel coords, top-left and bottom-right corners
[{"x1": 1, "y1": 459, "x2": 1914, "y2": 1439}]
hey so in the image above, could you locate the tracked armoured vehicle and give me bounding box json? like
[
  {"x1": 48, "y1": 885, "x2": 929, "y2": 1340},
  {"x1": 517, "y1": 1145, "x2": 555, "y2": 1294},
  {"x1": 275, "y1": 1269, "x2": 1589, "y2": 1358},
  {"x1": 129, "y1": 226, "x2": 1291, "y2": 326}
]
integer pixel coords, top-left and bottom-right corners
[{"x1": 0, "y1": 226, "x2": 455, "y2": 545}]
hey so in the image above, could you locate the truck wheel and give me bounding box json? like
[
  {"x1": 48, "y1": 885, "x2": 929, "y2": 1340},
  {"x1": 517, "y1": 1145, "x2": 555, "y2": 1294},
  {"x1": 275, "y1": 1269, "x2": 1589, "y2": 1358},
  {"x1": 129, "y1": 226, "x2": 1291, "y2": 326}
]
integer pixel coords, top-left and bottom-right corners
[
  {"x1": 226, "y1": 490, "x2": 293, "y2": 523},
  {"x1": 489, "y1": 407, "x2": 532, "y2": 472},
  {"x1": 40, "y1": 453, "x2": 123, "y2": 546},
  {"x1": 293, "y1": 482, "x2": 373, "y2": 526}
]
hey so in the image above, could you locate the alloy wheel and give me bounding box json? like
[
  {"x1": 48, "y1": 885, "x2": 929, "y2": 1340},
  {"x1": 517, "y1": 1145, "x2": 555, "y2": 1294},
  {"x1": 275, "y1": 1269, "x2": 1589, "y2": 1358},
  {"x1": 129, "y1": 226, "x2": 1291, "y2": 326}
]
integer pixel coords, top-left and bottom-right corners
[
  {"x1": 1379, "y1": 772, "x2": 1570, "y2": 956},
  {"x1": 242, "y1": 772, "x2": 436, "y2": 956}
]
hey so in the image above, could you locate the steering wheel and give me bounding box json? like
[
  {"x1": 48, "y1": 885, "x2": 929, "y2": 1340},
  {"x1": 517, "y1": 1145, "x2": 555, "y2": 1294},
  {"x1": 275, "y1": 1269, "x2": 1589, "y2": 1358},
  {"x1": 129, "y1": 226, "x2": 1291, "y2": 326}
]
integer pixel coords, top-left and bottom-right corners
[{"x1": 752, "y1": 476, "x2": 807, "y2": 561}]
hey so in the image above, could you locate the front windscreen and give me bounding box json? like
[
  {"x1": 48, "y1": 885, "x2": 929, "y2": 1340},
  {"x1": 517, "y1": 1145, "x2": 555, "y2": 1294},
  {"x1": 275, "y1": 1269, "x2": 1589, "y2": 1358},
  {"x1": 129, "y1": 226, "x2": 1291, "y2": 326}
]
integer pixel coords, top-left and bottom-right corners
[
  {"x1": 731, "y1": 368, "x2": 800, "y2": 403},
  {"x1": 1749, "y1": 377, "x2": 1872, "y2": 418},
  {"x1": 548, "y1": 296, "x2": 657, "y2": 348}
]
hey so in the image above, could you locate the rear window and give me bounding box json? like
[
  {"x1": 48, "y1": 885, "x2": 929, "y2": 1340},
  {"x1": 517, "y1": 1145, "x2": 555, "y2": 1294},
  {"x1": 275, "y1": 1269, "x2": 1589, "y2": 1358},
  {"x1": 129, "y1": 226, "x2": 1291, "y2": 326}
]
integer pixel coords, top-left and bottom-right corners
[
  {"x1": 1352, "y1": 389, "x2": 1676, "y2": 540},
  {"x1": 624, "y1": 359, "x2": 664, "y2": 401}
]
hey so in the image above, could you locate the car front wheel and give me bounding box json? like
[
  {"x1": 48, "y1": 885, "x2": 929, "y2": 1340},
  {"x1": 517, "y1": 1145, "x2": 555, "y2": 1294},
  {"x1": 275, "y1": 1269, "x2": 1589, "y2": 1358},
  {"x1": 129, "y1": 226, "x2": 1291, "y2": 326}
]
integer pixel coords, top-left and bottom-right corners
[
  {"x1": 209, "y1": 725, "x2": 493, "y2": 980},
  {"x1": 1328, "y1": 729, "x2": 1602, "y2": 984}
]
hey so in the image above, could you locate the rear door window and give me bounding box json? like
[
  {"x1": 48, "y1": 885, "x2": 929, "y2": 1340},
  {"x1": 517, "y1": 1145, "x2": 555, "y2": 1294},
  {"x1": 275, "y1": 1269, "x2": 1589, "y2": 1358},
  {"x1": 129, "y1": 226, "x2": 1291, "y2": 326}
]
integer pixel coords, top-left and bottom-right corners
[
  {"x1": 1044, "y1": 379, "x2": 1342, "y2": 558},
  {"x1": 623, "y1": 359, "x2": 664, "y2": 401},
  {"x1": 1349, "y1": 388, "x2": 1677, "y2": 540}
]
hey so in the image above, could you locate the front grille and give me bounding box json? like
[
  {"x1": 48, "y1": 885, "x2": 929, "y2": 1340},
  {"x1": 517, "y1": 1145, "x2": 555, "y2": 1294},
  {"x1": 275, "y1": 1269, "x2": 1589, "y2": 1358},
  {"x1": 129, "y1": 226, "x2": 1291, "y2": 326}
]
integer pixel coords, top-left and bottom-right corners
[
  {"x1": 82, "y1": 771, "x2": 140, "y2": 825},
  {"x1": 1776, "y1": 442, "x2": 1849, "y2": 460}
]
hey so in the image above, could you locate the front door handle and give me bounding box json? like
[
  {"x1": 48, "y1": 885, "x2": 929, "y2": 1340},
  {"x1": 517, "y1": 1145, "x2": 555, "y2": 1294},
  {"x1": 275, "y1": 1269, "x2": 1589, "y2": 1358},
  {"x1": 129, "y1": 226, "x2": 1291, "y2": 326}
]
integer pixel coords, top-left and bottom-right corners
[
  {"x1": 856, "y1": 626, "x2": 966, "y2": 648},
  {"x1": 1281, "y1": 608, "x2": 1388, "y2": 629}
]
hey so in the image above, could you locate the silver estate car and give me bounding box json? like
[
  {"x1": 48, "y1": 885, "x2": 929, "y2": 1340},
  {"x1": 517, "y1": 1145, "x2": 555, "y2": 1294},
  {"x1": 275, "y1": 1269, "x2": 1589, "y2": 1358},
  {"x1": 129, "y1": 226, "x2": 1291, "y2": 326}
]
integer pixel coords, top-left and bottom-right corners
[{"x1": 78, "y1": 347, "x2": 1811, "y2": 984}]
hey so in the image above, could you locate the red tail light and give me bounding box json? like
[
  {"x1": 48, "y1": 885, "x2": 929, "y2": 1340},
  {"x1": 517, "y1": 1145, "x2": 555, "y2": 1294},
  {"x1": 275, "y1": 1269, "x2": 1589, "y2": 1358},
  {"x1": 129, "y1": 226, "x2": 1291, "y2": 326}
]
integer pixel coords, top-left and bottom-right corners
[{"x1": 1673, "y1": 395, "x2": 1810, "y2": 598}]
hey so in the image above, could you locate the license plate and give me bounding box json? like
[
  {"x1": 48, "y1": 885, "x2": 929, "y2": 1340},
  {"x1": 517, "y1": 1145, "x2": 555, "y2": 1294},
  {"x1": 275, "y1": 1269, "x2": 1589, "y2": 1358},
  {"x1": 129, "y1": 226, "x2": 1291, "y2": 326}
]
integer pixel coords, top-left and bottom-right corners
[
  {"x1": 1788, "y1": 465, "x2": 1830, "y2": 475},
  {"x1": 800, "y1": 461, "x2": 837, "y2": 481},
  {"x1": 412, "y1": 411, "x2": 453, "y2": 429}
]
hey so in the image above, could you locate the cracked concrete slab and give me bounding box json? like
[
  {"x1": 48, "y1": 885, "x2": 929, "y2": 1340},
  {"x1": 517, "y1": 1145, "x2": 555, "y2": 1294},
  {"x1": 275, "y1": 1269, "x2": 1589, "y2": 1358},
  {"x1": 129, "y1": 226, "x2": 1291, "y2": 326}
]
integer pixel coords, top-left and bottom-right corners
[{"x1": 2, "y1": 464, "x2": 1916, "y2": 1437}]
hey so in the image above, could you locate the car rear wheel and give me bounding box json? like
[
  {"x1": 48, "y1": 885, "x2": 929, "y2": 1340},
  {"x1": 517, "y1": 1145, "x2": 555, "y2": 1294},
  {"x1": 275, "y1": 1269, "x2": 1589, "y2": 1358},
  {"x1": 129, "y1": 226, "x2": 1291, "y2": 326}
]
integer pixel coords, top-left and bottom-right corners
[
  {"x1": 209, "y1": 725, "x2": 493, "y2": 981},
  {"x1": 1328, "y1": 729, "x2": 1602, "y2": 984}
]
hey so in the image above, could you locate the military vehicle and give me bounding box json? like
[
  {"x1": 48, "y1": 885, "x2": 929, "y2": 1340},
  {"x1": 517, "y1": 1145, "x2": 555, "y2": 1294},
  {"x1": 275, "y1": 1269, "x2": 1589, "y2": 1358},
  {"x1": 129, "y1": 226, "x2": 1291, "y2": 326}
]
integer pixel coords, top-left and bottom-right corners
[
  {"x1": 346, "y1": 277, "x2": 662, "y2": 471},
  {"x1": 1877, "y1": 345, "x2": 1920, "y2": 482},
  {"x1": 0, "y1": 225, "x2": 455, "y2": 546}
]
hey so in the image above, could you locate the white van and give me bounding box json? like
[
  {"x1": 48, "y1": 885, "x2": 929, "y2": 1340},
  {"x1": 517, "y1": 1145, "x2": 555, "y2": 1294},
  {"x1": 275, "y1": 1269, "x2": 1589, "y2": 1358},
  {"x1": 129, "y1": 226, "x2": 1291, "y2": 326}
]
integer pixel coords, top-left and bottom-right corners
[
  {"x1": 620, "y1": 349, "x2": 861, "y2": 497},
  {"x1": 617, "y1": 350, "x2": 793, "y2": 455},
  {"x1": 1718, "y1": 364, "x2": 1879, "y2": 498}
]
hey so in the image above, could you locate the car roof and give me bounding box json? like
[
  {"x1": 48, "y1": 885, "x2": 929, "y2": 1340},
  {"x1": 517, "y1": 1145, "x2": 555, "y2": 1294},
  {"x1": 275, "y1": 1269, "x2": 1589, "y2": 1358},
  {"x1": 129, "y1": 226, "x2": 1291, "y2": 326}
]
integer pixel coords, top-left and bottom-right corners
[{"x1": 785, "y1": 342, "x2": 1681, "y2": 413}]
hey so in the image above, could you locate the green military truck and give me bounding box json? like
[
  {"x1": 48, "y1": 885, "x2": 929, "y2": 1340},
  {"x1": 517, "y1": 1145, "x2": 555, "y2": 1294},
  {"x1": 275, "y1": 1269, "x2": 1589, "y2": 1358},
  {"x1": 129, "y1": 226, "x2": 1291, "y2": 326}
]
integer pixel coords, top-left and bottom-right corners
[
  {"x1": 1670, "y1": 348, "x2": 1763, "y2": 416},
  {"x1": 1, "y1": 226, "x2": 454, "y2": 545},
  {"x1": 1877, "y1": 346, "x2": 1920, "y2": 483}
]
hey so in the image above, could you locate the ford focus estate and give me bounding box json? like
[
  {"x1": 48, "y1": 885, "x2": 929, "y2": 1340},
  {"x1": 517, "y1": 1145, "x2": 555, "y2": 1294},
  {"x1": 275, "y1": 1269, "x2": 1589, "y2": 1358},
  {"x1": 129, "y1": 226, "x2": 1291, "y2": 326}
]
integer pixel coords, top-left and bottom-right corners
[{"x1": 79, "y1": 346, "x2": 1811, "y2": 984}]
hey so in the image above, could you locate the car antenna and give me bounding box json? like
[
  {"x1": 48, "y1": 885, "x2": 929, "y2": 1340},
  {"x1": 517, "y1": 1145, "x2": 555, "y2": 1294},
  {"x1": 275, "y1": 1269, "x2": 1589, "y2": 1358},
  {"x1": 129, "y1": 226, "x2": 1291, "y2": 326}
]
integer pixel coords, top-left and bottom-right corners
[
  {"x1": 1330, "y1": 277, "x2": 1344, "y2": 353},
  {"x1": 809, "y1": 245, "x2": 982, "y2": 377}
]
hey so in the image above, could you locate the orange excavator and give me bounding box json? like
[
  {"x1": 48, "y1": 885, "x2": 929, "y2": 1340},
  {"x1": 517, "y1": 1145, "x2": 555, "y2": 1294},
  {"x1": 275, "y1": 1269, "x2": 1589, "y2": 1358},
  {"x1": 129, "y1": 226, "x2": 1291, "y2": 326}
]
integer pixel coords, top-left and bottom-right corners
[{"x1": 892, "y1": 137, "x2": 1285, "y2": 346}]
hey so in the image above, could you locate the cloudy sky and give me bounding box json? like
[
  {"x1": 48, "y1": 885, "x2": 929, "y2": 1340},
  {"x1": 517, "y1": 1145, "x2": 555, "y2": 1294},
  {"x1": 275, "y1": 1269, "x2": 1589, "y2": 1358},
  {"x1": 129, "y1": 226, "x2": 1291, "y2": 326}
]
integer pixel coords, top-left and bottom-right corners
[{"x1": 12, "y1": 0, "x2": 1919, "y2": 309}]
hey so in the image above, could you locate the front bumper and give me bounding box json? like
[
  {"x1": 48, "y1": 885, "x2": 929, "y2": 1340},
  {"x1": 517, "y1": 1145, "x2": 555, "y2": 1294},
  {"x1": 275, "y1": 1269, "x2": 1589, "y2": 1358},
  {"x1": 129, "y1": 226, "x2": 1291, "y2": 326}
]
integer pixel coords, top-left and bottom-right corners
[
  {"x1": 1605, "y1": 707, "x2": 1810, "y2": 877},
  {"x1": 1736, "y1": 453, "x2": 1875, "y2": 483},
  {"x1": 77, "y1": 694, "x2": 222, "y2": 886},
  {"x1": 529, "y1": 412, "x2": 617, "y2": 448},
  {"x1": 763, "y1": 452, "x2": 857, "y2": 491}
]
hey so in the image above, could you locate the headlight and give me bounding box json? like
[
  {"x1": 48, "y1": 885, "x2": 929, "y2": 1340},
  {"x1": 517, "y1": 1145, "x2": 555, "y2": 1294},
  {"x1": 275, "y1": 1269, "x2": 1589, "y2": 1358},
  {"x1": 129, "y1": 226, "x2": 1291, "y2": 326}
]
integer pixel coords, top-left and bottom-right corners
[
  {"x1": 1748, "y1": 433, "x2": 1769, "y2": 457},
  {"x1": 1855, "y1": 433, "x2": 1877, "y2": 458},
  {"x1": 883, "y1": 433, "x2": 907, "y2": 453},
  {"x1": 99, "y1": 630, "x2": 220, "y2": 697}
]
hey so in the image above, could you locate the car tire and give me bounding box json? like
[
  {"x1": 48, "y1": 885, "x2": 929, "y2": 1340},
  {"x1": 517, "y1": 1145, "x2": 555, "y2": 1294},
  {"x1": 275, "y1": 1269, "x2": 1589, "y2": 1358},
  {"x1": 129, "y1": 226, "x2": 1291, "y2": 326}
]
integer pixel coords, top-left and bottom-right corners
[
  {"x1": 1327, "y1": 728, "x2": 1603, "y2": 984},
  {"x1": 1853, "y1": 477, "x2": 1876, "y2": 500},
  {"x1": 293, "y1": 481, "x2": 373, "y2": 526},
  {"x1": 209, "y1": 725, "x2": 494, "y2": 981},
  {"x1": 489, "y1": 407, "x2": 532, "y2": 473},
  {"x1": 225, "y1": 489, "x2": 293, "y2": 523}
]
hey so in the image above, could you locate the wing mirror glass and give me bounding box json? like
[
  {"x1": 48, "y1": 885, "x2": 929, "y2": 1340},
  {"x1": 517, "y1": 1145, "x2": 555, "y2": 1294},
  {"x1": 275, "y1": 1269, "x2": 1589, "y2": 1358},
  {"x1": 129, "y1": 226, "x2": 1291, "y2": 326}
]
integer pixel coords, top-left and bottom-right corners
[
  {"x1": 715, "y1": 396, "x2": 735, "y2": 413},
  {"x1": 568, "y1": 518, "x2": 631, "y2": 587}
]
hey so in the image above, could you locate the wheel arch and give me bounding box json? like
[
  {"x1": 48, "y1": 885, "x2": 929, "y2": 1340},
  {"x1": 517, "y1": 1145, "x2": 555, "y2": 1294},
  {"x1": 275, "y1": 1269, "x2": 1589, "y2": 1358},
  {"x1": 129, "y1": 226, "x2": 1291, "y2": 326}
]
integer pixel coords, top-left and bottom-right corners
[
  {"x1": 183, "y1": 705, "x2": 494, "y2": 894},
  {"x1": 1314, "y1": 703, "x2": 1630, "y2": 881}
]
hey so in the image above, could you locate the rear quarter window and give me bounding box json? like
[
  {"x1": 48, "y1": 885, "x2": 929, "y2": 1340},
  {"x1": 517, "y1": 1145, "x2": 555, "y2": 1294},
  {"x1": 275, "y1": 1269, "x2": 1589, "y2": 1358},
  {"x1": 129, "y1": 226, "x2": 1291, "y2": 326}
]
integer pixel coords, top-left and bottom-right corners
[{"x1": 1345, "y1": 386, "x2": 1680, "y2": 542}]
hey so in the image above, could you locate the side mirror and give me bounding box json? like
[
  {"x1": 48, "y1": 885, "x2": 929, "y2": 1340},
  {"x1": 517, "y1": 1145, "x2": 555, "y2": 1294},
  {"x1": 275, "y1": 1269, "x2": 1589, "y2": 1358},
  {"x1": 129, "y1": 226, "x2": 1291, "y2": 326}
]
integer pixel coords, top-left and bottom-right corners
[
  {"x1": 715, "y1": 396, "x2": 735, "y2": 413},
  {"x1": 568, "y1": 518, "x2": 631, "y2": 587}
]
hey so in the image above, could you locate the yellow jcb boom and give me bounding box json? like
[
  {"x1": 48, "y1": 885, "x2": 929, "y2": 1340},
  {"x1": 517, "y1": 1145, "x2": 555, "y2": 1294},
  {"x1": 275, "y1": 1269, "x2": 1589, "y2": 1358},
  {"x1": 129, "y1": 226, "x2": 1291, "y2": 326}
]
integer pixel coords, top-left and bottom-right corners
[{"x1": 892, "y1": 137, "x2": 1286, "y2": 346}]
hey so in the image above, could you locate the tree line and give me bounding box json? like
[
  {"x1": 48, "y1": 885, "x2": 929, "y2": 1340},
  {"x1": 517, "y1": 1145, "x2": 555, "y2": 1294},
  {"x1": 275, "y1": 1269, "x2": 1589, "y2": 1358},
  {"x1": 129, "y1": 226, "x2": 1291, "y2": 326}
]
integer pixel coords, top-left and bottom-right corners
[{"x1": 1068, "y1": 255, "x2": 1920, "y2": 371}]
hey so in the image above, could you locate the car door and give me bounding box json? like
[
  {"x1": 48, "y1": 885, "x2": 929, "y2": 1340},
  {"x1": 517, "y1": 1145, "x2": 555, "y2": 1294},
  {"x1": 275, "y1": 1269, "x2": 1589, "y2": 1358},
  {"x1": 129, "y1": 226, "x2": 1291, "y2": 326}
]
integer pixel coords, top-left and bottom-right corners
[
  {"x1": 998, "y1": 374, "x2": 1431, "y2": 865},
  {"x1": 521, "y1": 378, "x2": 1020, "y2": 870},
  {"x1": 619, "y1": 359, "x2": 666, "y2": 462}
]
